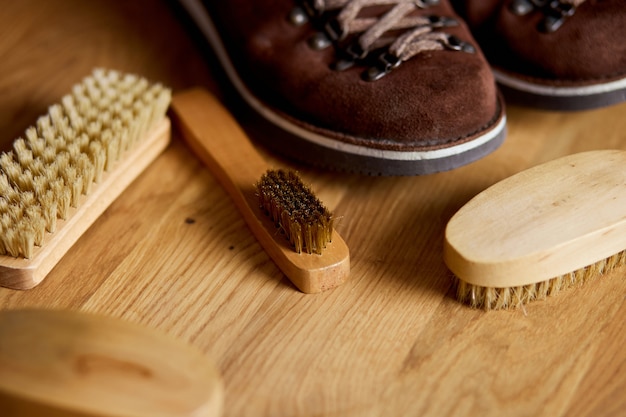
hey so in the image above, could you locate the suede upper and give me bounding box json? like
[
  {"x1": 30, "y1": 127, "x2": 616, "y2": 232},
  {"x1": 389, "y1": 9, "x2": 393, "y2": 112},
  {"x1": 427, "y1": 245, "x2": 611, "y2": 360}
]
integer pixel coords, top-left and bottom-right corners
[
  {"x1": 202, "y1": 0, "x2": 503, "y2": 151},
  {"x1": 452, "y1": 0, "x2": 626, "y2": 85}
]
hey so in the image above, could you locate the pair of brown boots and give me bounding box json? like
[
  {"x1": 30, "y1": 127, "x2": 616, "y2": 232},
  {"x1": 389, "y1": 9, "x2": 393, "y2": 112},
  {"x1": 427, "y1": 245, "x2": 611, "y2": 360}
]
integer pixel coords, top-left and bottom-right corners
[{"x1": 178, "y1": 0, "x2": 626, "y2": 175}]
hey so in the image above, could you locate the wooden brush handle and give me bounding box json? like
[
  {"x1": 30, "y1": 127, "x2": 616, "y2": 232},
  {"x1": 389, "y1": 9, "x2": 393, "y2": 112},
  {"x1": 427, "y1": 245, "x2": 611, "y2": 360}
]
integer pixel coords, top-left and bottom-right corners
[
  {"x1": 0, "y1": 309, "x2": 223, "y2": 417},
  {"x1": 170, "y1": 88, "x2": 349, "y2": 293}
]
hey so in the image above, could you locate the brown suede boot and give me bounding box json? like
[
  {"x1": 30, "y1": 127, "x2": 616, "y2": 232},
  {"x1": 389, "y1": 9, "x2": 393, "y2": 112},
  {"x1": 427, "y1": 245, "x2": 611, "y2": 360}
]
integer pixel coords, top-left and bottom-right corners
[
  {"x1": 452, "y1": 0, "x2": 626, "y2": 110},
  {"x1": 177, "y1": 0, "x2": 506, "y2": 176}
]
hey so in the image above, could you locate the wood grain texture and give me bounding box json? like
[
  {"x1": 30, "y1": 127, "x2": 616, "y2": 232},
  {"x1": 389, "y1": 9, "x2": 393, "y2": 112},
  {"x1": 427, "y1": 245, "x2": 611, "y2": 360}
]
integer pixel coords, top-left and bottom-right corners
[{"x1": 0, "y1": 1, "x2": 624, "y2": 416}]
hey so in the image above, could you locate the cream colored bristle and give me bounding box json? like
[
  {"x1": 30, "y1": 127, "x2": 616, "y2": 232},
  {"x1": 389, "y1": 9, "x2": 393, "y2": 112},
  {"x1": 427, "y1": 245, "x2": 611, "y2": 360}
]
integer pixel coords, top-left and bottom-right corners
[
  {"x1": 0, "y1": 68, "x2": 171, "y2": 258},
  {"x1": 39, "y1": 190, "x2": 57, "y2": 233},
  {"x1": 50, "y1": 179, "x2": 70, "y2": 220},
  {"x1": 76, "y1": 154, "x2": 95, "y2": 195},
  {"x1": 89, "y1": 141, "x2": 106, "y2": 183},
  {"x1": 455, "y1": 250, "x2": 626, "y2": 310}
]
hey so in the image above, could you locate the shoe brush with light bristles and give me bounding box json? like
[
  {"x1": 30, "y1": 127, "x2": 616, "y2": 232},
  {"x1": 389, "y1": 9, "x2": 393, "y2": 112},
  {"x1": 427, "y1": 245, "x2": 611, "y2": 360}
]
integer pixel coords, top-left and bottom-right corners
[
  {"x1": 444, "y1": 150, "x2": 626, "y2": 310},
  {"x1": 0, "y1": 68, "x2": 171, "y2": 290},
  {"x1": 170, "y1": 88, "x2": 349, "y2": 293}
]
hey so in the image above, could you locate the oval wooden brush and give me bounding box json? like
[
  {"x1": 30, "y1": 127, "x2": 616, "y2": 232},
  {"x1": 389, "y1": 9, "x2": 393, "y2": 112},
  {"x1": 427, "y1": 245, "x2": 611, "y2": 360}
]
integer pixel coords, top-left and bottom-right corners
[
  {"x1": 0, "y1": 308, "x2": 223, "y2": 417},
  {"x1": 170, "y1": 88, "x2": 349, "y2": 293},
  {"x1": 444, "y1": 150, "x2": 626, "y2": 310}
]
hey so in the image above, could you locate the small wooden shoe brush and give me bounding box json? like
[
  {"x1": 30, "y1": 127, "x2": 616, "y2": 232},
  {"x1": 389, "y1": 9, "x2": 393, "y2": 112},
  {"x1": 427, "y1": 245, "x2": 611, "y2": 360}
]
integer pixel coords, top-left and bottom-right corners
[
  {"x1": 0, "y1": 69, "x2": 171, "y2": 290},
  {"x1": 0, "y1": 308, "x2": 223, "y2": 417},
  {"x1": 444, "y1": 150, "x2": 626, "y2": 310},
  {"x1": 170, "y1": 88, "x2": 350, "y2": 293}
]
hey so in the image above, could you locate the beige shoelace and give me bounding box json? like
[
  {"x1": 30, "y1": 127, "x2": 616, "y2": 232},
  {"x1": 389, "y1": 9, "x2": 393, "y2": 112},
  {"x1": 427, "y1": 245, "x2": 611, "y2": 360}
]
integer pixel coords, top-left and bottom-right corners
[{"x1": 291, "y1": 0, "x2": 474, "y2": 80}]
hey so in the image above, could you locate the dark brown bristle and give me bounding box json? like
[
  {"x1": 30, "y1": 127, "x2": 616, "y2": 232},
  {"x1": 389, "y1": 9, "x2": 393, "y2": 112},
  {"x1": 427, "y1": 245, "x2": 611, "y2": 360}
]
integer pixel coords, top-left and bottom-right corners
[
  {"x1": 455, "y1": 249, "x2": 626, "y2": 310},
  {"x1": 256, "y1": 169, "x2": 333, "y2": 254}
]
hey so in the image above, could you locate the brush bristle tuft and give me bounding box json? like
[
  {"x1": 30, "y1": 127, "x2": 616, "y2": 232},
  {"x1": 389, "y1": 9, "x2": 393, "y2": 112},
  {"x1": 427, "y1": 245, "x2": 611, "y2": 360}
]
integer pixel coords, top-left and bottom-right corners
[
  {"x1": 455, "y1": 249, "x2": 626, "y2": 310},
  {"x1": 256, "y1": 169, "x2": 333, "y2": 255},
  {"x1": 0, "y1": 68, "x2": 171, "y2": 259}
]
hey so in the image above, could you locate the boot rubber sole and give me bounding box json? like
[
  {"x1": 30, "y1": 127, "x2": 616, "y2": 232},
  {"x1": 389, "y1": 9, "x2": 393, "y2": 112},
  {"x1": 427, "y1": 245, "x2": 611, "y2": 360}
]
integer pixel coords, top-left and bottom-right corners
[{"x1": 493, "y1": 68, "x2": 626, "y2": 111}]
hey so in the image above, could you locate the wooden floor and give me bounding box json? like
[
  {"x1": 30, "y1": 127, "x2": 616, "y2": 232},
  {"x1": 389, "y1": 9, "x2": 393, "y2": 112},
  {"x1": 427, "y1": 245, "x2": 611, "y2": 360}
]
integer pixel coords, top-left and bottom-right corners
[{"x1": 1, "y1": 1, "x2": 625, "y2": 416}]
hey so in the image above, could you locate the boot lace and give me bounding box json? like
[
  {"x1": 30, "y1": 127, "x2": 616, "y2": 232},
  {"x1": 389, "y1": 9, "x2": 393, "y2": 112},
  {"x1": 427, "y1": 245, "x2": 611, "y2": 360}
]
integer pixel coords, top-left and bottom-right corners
[
  {"x1": 509, "y1": 0, "x2": 586, "y2": 32},
  {"x1": 288, "y1": 0, "x2": 476, "y2": 81}
]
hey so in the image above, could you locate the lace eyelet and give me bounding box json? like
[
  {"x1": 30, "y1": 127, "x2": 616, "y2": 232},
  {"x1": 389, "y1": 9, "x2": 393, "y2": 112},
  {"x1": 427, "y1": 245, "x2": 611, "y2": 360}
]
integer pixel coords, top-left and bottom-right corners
[
  {"x1": 445, "y1": 35, "x2": 476, "y2": 53},
  {"x1": 427, "y1": 15, "x2": 458, "y2": 27},
  {"x1": 308, "y1": 32, "x2": 333, "y2": 50},
  {"x1": 307, "y1": 18, "x2": 344, "y2": 50},
  {"x1": 509, "y1": 0, "x2": 577, "y2": 33},
  {"x1": 333, "y1": 43, "x2": 367, "y2": 71},
  {"x1": 363, "y1": 53, "x2": 401, "y2": 82},
  {"x1": 510, "y1": 0, "x2": 556, "y2": 15},
  {"x1": 539, "y1": 2, "x2": 575, "y2": 32},
  {"x1": 288, "y1": 6, "x2": 309, "y2": 26}
]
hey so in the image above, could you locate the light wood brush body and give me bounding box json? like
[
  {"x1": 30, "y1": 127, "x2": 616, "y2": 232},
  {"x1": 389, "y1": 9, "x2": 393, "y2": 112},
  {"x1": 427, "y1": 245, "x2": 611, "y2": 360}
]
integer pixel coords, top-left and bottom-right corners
[
  {"x1": 444, "y1": 150, "x2": 626, "y2": 309},
  {"x1": 0, "y1": 309, "x2": 223, "y2": 417},
  {"x1": 170, "y1": 89, "x2": 349, "y2": 293},
  {"x1": 0, "y1": 69, "x2": 171, "y2": 289}
]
